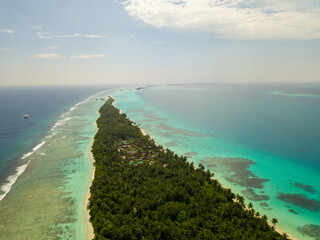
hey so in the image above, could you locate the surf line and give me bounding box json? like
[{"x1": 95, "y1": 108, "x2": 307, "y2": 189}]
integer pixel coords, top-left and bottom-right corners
[
  {"x1": 0, "y1": 140, "x2": 46, "y2": 201},
  {"x1": 0, "y1": 90, "x2": 108, "y2": 202},
  {"x1": 20, "y1": 141, "x2": 46, "y2": 160}
]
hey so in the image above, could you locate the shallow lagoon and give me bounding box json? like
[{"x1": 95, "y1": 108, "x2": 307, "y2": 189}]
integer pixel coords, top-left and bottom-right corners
[{"x1": 114, "y1": 84, "x2": 320, "y2": 240}]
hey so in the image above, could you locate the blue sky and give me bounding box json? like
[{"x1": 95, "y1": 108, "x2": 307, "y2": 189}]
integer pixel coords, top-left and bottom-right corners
[{"x1": 0, "y1": 0, "x2": 319, "y2": 85}]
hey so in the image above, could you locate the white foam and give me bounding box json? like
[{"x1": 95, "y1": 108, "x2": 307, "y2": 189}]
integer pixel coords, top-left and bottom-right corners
[
  {"x1": 68, "y1": 95, "x2": 93, "y2": 113},
  {"x1": 20, "y1": 152, "x2": 33, "y2": 160},
  {"x1": 45, "y1": 131, "x2": 57, "y2": 138},
  {"x1": 69, "y1": 106, "x2": 76, "y2": 112},
  {"x1": 60, "y1": 112, "x2": 71, "y2": 117},
  {"x1": 0, "y1": 161, "x2": 30, "y2": 201},
  {"x1": 21, "y1": 141, "x2": 46, "y2": 160},
  {"x1": 50, "y1": 117, "x2": 72, "y2": 131},
  {"x1": 33, "y1": 141, "x2": 46, "y2": 151}
]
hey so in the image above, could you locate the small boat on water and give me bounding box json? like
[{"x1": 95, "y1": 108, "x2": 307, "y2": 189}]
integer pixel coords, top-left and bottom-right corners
[{"x1": 24, "y1": 114, "x2": 29, "y2": 119}]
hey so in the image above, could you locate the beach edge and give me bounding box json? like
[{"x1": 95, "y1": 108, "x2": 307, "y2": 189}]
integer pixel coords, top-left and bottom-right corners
[{"x1": 86, "y1": 121, "x2": 97, "y2": 240}]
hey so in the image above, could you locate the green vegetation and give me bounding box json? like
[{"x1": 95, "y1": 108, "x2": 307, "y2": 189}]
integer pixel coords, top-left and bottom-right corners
[{"x1": 89, "y1": 97, "x2": 287, "y2": 240}]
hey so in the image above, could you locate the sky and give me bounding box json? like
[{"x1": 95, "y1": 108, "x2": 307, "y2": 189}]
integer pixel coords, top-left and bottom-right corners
[{"x1": 0, "y1": 0, "x2": 319, "y2": 85}]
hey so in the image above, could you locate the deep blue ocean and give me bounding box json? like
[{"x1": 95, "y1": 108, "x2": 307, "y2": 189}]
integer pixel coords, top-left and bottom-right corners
[{"x1": 0, "y1": 86, "x2": 115, "y2": 190}]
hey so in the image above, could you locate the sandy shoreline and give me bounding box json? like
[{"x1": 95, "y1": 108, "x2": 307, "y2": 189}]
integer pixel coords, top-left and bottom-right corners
[
  {"x1": 86, "y1": 122, "x2": 97, "y2": 240},
  {"x1": 275, "y1": 226, "x2": 297, "y2": 240},
  {"x1": 86, "y1": 151, "x2": 95, "y2": 240},
  {"x1": 139, "y1": 126, "x2": 147, "y2": 136}
]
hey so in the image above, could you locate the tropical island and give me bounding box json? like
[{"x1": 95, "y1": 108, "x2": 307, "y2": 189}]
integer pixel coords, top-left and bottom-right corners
[{"x1": 89, "y1": 97, "x2": 288, "y2": 240}]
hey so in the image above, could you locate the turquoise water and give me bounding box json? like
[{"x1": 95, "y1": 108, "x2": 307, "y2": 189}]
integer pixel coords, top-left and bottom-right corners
[
  {"x1": 0, "y1": 87, "x2": 119, "y2": 239},
  {"x1": 1, "y1": 84, "x2": 319, "y2": 239},
  {"x1": 114, "y1": 84, "x2": 320, "y2": 240}
]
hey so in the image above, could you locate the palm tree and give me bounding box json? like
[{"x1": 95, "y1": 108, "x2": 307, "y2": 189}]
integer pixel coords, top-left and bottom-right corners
[
  {"x1": 236, "y1": 194, "x2": 245, "y2": 207},
  {"x1": 262, "y1": 215, "x2": 268, "y2": 221},
  {"x1": 272, "y1": 218, "x2": 278, "y2": 226},
  {"x1": 282, "y1": 232, "x2": 288, "y2": 240}
]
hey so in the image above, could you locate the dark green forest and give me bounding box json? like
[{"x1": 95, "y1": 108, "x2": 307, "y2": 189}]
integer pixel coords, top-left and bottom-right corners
[{"x1": 89, "y1": 97, "x2": 288, "y2": 240}]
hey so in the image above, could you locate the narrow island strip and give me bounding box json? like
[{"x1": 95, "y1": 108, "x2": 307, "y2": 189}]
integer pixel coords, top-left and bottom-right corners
[{"x1": 88, "y1": 97, "x2": 288, "y2": 240}]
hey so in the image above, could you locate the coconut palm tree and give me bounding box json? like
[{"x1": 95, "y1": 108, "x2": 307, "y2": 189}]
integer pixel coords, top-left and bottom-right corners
[
  {"x1": 272, "y1": 218, "x2": 278, "y2": 226},
  {"x1": 282, "y1": 232, "x2": 288, "y2": 240},
  {"x1": 236, "y1": 194, "x2": 245, "y2": 207}
]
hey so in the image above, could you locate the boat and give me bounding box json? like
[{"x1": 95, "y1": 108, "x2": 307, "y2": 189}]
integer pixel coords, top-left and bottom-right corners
[{"x1": 24, "y1": 114, "x2": 29, "y2": 119}]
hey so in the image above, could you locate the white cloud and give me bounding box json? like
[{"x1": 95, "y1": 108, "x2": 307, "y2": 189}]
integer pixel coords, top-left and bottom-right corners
[
  {"x1": 46, "y1": 45, "x2": 59, "y2": 50},
  {"x1": 0, "y1": 29, "x2": 14, "y2": 34},
  {"x1": 70, "y1": 54, "x2": 106, "y2": 59},
  {"x1": 123, "y1": 0, "x2": 320, "y2": 39},
  {"x1": 36, "y1": 32, "x2": 105, "y2": 39},
  {"x1": 32, "y1": 25, "x2": 43, "y2": 29},
  {"x1": 32, "y1": 53, "x2": 63, "y2": 59},
  {"x1": 82, "y1": 34, "x2": 105, "y2": 39},
  {"x1": 32, "y1": 53, "x2": 105, "y2": 59},
  {"x1": 0, "y1": 48, "x2": 10, "y2": 51},
  {"x1": 36, "y1": 32, "x2": 69, "y2": 39}
]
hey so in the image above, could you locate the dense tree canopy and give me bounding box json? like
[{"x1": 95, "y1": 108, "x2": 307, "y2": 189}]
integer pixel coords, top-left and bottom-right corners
[{"x1": 89, "y1": 97, "x2": 286, "y2": 240}]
